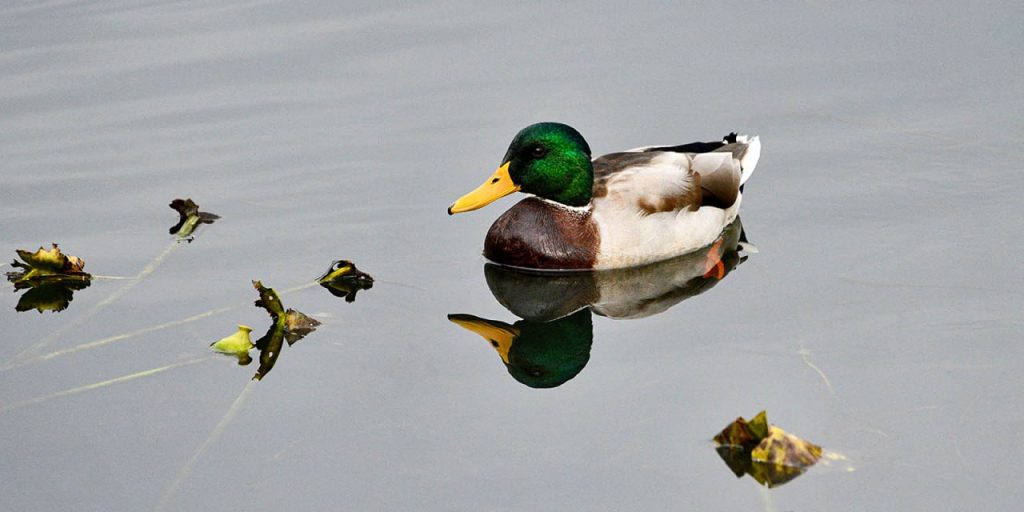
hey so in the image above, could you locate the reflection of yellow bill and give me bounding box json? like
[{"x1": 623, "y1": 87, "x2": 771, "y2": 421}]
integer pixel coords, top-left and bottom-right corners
[
  {"x1": 448, "y1": 314, "x2": 519, "y2": 364},
  {"x1": 448, "y1": 162, "x2": 520, "y2": 214}
]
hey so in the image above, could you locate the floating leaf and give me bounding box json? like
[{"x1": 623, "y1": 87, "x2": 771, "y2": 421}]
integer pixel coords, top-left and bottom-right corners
[
  {"x1": 247, "y1": 280, "x2": 319, "y2": 379},
  {"x1": 748, "y1": 410, "x2": 769, "y2": 440},
  {"x1": 168, "y1": 198, "x2": 219, "y2": 239},
  {"x1": 317, "y1": 260, "x2": 374, "y2": 302},
  {"x1": 7, "y1": 244, "x2": 92, "y2": 312},
  {"x1": 751, "y1": 425, "x2": 822, "y2": 468},
  {"x1": 7, "y1": 243, "x2": 91, "y2": 286},
  {"x1": 210, "y1": 325, "x2": 254, "y2": 354},
  {"x1": 712, "y1": 411, "x2": 822, "y2": 488},
  {"x1": 252, "y1": 280, "x2": 286, "y2": 317},
  {"x1": 712, "y1": 415, "x2": 759, "y2": 447},
  {"x1": 283, "y1": 308, "x2": 321, "y2": 345}
]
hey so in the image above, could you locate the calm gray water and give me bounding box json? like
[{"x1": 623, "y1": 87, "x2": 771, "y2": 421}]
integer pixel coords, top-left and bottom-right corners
[{"x1": 2, "y1": 1, "x2": 1022, "y2": 510}]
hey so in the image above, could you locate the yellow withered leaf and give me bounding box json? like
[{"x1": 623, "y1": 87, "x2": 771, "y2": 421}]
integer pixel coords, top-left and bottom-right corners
[
  {"x1": 12, "y1": 243, "x2": 87, "y2": 274},
  {"x1": 712, "y1": 411, "x2": 824, "y2": 488},
  {"x1": 751, "y1": 425, "x2": 822, "y2": 468},
  {"x1": 210, "y1": 325, "x2": 254, "y2": 355}
]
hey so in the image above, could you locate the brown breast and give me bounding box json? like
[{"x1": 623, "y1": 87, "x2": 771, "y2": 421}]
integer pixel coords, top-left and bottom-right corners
[{"x1": 483, "y1": 197, "x2": 599, "y2": 270}]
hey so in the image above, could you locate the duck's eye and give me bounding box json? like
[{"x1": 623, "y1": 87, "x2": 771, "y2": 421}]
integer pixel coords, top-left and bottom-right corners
[{"x1": 529, "y1": 145, "x2": 548, "y2": 158}]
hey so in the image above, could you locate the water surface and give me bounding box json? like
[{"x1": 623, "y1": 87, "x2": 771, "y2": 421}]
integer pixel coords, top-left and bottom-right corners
[{"x1": 2, "y1": 1, "x2": 1022, "y2": 510}]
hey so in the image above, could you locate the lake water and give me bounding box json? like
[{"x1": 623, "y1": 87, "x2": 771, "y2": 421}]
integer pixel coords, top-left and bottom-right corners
[{"x1": 2, "y1": 1, "x2": 1022, "y2": 510}]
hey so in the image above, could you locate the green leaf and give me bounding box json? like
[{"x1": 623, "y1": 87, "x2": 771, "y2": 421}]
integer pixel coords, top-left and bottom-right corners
[
  {"x1": 748, "y1": 410, "x2": 769, "y2": 441},
  {"x1": 168, "y1": 198, "x2": 219, "y2": 239},
  {"x1": 210, "y1": 325, "x2": 254, "y2": 355},
  {"x1": 252, "y1": 280, "x2": 286, "y2": 318},
  {"x1": 247, "y1": 280, "x2": 320, "y2": 380}
]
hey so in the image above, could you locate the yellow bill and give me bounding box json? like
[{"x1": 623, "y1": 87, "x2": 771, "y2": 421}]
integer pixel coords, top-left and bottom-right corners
[
  {"x1": 448, "y1": 314, "x2": 519, "y2": 364},
  {"x1": 448, "y1": 162, "x2": 520, "y2": 214}
]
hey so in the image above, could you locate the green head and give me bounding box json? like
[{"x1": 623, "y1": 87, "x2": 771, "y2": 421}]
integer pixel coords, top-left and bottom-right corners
[
  {"x1": 448, "y1": 122, "x2": 593, "y2": 214},
  {"x1": 502, "y1": 123, "x2": 593, "y2": 206}
]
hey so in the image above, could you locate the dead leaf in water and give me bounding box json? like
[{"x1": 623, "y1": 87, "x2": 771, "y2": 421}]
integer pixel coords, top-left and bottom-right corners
[
  {"x1": 712, "y1": 410, "x2": 822, "y2": 487},
  {"x1": 713, "y1": 415, "x2": 757, "y2": 447},
  {"x1": 169, "y1": 198, "x2": 219, "y2": 239},
  {"x1": 6, "y1": 243, "x2": 91, "y2": 285},
  {"x1": 283, "y1": 309, "x2": 321, "y2": 345},
  {"x1": 253, "y1": 280, "x2": 286, "y2": 317},
  {"x1": 317, "y1": 259, "x2": 374, "y2": 303},
  {"x1": 210, "y1": 324, "x2": 255, "y2": 365},
  {"x1": 238, "y1": 280, "x2": 320, "y2": 380},
  {"x1": 752, "y1": 425, "x2": 822, "y2": 467},
  {"x1": 7, "y1": 244, "x2": 93, "y2": 313}
]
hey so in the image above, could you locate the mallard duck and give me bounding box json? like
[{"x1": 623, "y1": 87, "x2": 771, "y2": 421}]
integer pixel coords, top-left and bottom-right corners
[{"x1": 448, "y1": 122, "x2": 760, "y2": 270}]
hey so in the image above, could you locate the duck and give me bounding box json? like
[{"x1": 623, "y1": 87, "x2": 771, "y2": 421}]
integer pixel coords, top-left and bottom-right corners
[{"x1": 447, "y1": 122, "x2": 760, "y2": 270}]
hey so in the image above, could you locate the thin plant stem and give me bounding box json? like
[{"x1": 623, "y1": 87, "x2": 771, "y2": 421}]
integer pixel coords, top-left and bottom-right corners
[
  {"x1": 1, "y1": 281, "x2": 320, "y2": 373},
  {"x1": 154, "y1": 380, "x2": 256, "y2": 512},
  {"x1": 0, "y1": 356, "x2": 210, "y2": 414},
  {"x1": 7, "y1": 242, "x2": 182, "y2": 366}
]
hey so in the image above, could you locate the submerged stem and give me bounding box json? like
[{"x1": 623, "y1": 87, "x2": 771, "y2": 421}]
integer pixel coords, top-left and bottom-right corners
[
  {"x1": 154, "y1": 381, "x2": 256, "y2": 512},
  {"x1": 1, "y1": 281, "x2": 320, "y2": 373},
  {"x1": 6, "y1": 242, "x2": 182, "y2": 366},
  {"x1": 0, "y1": 356, "x2": 209, "y2": 414}
]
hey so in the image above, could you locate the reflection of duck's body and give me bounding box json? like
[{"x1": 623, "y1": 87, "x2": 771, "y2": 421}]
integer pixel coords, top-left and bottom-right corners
[
  {"x1": 449, "y1": 123, "x2": 760, "y2": 270},
  {"x1": 449, "y1": 220, "x2": 752, "y2": 388},
  {"x1": 485, "y1": 218, "x2": 750, "y2": 321}
]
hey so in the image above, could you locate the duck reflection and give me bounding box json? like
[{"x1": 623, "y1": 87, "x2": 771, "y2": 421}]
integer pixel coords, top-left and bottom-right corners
[
  {"x1": 449, "y1": 218, "x2": 752, "y2": 388},
  {"x1": 449, "y1": 309, "x2": 593, "y2": 389}
]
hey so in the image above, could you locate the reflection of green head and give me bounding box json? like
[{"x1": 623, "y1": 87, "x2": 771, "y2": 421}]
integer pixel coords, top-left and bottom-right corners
[{"x1": 506, "y1": 308, "x2": 593, "y2": 388}]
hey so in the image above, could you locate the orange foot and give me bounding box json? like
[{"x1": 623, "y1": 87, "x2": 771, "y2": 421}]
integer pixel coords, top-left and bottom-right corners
[{"x1": 703, "y1": 238, "x2": 725, "y2": 280}]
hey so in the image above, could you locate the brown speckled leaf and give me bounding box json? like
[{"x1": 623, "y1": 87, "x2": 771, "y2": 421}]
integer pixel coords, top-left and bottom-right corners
[
  {"x1": 712, "y1": 411, "x2": 823, "y2": 488},
  {"x1": 751, "y1": 425, "x2": 822, "y2": 468},
  {"x1": 713, "y1": 416, "x2": 759, "y2": 447},
  {"x1": 283, "y1": 308, "x2": 321, "y2": 345}
]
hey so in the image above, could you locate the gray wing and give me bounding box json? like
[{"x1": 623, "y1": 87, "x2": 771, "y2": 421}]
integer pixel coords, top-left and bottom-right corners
[{"x1": 593, "y1": 149, "x2": 742, "y2": 211}]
